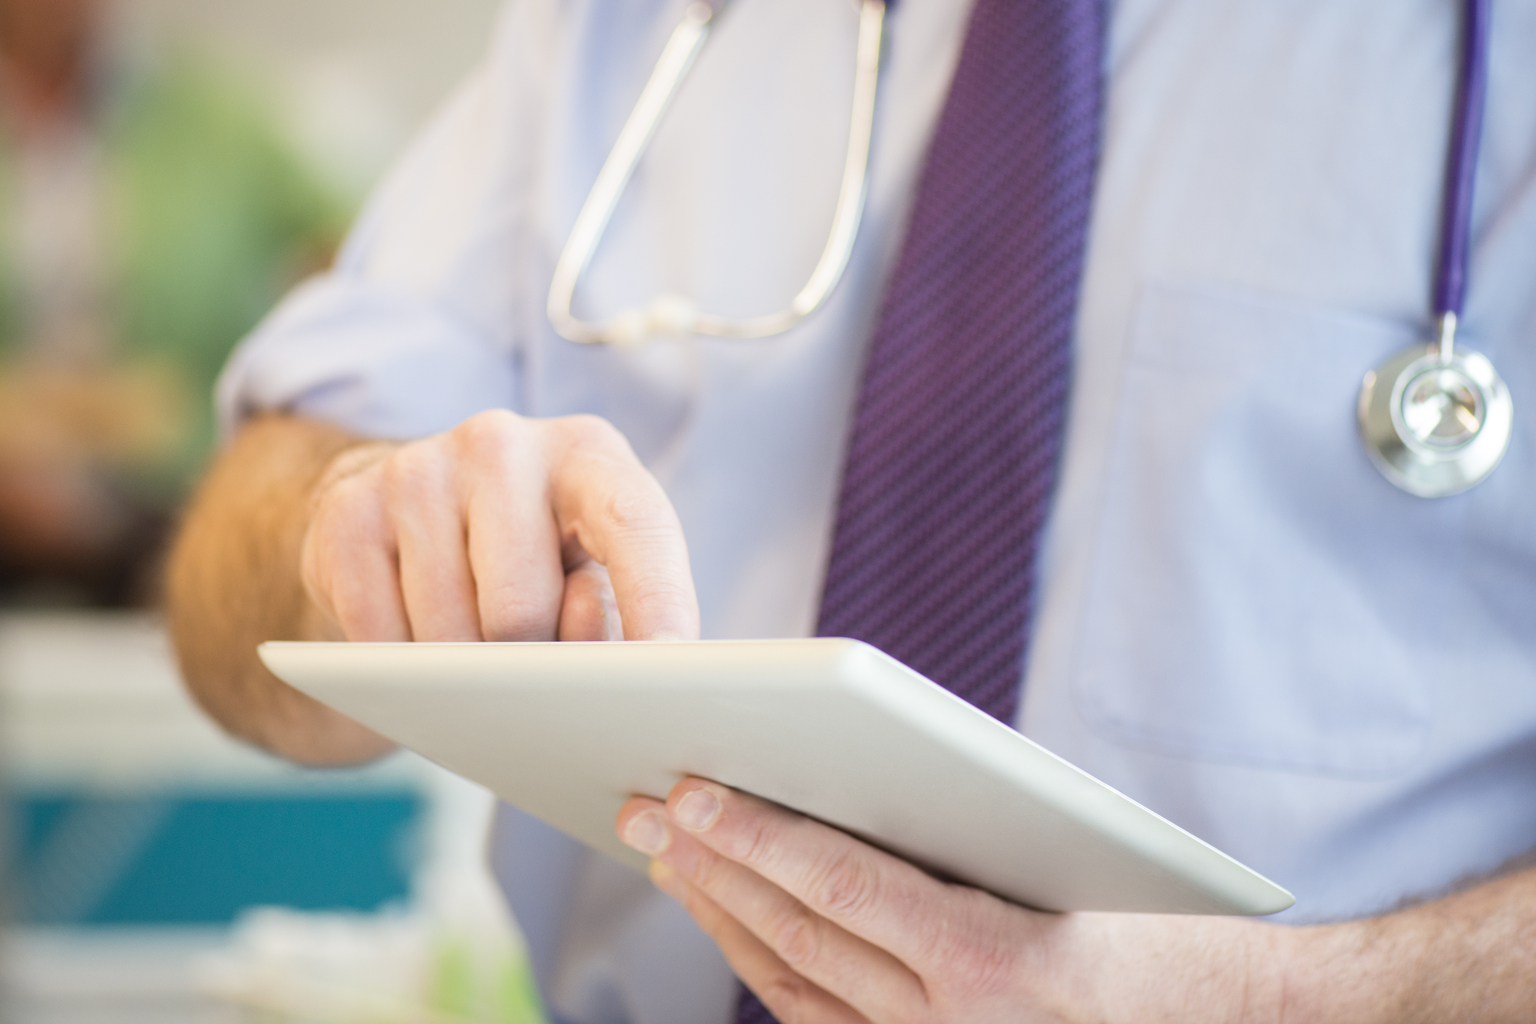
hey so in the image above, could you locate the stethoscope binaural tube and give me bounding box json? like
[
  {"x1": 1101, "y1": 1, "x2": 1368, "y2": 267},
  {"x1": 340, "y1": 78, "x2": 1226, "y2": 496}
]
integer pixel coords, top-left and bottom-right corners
[
  {"x1": 547, "y1": 0, "x2": 888, "y2": 348},
  {"x1": 1358, "y1": 0, "x2": 1512, "y2": 497}
]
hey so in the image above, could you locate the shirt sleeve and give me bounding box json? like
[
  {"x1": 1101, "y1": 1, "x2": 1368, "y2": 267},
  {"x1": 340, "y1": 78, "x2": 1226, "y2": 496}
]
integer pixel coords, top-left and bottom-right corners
[
  {"x1": 215, "y1": 0, "x2": 550, "y2": 442},
  {"x1": 215, "y1": 273, "x2": 520, "y2": 441}
]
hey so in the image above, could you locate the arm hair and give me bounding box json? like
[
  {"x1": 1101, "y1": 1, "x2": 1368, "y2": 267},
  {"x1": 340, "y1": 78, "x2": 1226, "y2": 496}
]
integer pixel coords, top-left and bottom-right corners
[{"x1": 165, "y1": 414, "x2": 394, "y2": 765}]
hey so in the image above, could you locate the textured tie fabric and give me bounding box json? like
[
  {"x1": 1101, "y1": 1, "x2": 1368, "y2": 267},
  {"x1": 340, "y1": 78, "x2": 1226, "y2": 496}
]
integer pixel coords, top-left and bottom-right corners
[{"x1": 735, "y1": 0, "x2": 1103, "y2": 1020}]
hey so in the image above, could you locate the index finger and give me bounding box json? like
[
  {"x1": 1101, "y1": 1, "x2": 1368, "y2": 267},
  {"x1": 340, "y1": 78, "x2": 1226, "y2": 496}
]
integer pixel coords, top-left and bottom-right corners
[{"x1": 544, "y1": 416, "x2": 699, "y2": 641}]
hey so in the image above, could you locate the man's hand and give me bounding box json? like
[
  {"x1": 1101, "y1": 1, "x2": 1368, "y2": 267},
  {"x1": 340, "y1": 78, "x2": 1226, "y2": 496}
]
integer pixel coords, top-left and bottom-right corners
[
  {"x1": 168, "y1": 410, "x2": 698, "y2": 765},
  {"x1": 617, "y1": 779, "x2": 1536, "y2": 1024},
  {"x1": 301, "y1": 409, "x2": 696, "y2": 645}
]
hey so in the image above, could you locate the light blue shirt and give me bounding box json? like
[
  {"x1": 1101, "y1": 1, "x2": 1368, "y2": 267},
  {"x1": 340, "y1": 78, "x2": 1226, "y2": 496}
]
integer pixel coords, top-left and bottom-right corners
[{"x1": 220, "y1": 1, "x2": 1536, "y2": 1021}]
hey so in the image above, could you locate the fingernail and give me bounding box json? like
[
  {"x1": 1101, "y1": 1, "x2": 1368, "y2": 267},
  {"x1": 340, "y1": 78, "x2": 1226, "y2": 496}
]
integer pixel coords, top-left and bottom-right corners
[
  {"x1": 674, "y1": 789, "x2": 720, "y2": 831},
  {"x1": 623, "y1": 810, "x2": 671, "y2": 855}
]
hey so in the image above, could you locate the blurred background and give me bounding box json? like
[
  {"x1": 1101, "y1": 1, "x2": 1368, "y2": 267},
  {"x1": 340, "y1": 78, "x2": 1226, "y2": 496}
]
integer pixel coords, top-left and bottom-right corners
[{"x1": 0, "y1": 1, "x2": 545, "y2": 1021}]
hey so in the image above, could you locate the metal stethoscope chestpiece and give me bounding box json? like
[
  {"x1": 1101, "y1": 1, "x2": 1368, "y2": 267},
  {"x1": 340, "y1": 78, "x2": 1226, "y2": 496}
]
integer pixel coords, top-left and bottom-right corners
[{"x1": 1358, "y1": 312, "x2": 1512, "y2": 497}]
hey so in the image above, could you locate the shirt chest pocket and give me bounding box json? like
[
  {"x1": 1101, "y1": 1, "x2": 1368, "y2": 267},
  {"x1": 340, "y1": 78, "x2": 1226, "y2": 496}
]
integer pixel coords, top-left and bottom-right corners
[{"x1": 1070, "y1": 283, "x2": 1466, "y2": 777}]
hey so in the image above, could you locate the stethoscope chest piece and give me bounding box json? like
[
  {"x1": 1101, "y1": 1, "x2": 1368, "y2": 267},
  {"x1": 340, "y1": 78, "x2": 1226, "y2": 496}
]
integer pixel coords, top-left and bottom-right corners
[{"x1": 1358, "y1": 339, "x2": 1512, "y2": 497}]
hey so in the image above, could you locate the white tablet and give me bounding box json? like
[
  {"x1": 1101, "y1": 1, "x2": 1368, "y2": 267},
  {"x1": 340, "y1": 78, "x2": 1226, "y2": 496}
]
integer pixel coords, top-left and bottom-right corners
[{"x1": 260, "y1": 638, "x2": 1293, "y2": 916}]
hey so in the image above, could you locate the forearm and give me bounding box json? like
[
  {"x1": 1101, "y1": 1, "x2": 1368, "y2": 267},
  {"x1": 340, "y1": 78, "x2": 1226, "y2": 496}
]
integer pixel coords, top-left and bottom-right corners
[
  {"x1": 166, "y1": 413, "x2": 393, "y2": 765},
  {"x1": 1279, "y1": 864, "x2": 1536, "y2": 1023}
]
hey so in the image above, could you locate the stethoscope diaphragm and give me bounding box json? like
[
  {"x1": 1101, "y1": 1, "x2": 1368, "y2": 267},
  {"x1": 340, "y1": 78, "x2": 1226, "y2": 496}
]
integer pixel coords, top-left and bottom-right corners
[{"x1": 1358, "y1": 334, "x2": 1511, "y2": 497}]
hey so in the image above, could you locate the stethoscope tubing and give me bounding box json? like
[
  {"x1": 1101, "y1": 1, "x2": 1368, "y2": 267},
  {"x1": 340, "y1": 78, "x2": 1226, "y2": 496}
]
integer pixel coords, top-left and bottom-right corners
[
  {"x1": 546, "y1": 1, "x2": 716, "y2": 345},
  {"x1": 547, "y1": 0, "x2": 888, "y2": 347},
  {"x1": 1433, "y1": 0, "x2": 1490, "y2": 324}
]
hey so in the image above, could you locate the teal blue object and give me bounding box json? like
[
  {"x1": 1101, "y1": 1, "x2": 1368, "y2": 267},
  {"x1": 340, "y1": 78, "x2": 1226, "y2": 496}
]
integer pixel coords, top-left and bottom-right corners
[{"x1": 11, "y1": 792, "x2": 423, "y2": 925}]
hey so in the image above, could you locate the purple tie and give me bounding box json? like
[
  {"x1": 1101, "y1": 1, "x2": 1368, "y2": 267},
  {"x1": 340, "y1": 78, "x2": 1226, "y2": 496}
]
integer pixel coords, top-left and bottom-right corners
[{"x1": 736, "y1": 0, "x2": 1103, "y2": 1020}]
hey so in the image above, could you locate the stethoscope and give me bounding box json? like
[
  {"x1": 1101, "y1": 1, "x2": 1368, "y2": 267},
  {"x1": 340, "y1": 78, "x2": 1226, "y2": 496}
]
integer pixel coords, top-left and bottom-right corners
[
  {"x1": 1358, "y1": 0, "x2": 1510, "y2": 497},
  {"x1": 549, "y1": 0, "x2": 1510, "y2": 499},
  {"x1": 546, "y1": 0, "x2": 887, "y2": 348}
]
